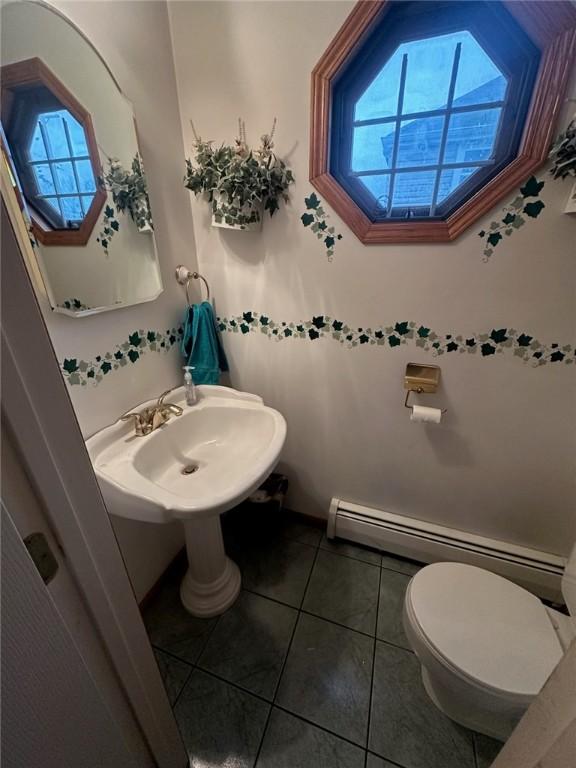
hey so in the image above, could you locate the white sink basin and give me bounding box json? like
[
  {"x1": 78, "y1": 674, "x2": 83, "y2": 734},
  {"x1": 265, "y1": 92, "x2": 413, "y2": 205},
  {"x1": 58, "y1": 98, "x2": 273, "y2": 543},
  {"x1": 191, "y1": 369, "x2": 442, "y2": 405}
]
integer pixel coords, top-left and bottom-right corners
[
  {"x1": 87, "y1": 385, "x2": 286, "y2": 616},
  {"x1": 87, "y1": 385, "x2": 286, "y2": 523}
]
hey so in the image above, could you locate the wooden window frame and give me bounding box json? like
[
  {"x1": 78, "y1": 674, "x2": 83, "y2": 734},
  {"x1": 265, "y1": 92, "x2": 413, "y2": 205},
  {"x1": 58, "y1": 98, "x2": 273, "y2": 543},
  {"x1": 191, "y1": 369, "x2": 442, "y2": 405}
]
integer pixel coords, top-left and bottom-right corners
[
  {"x1": 1, "y1": 57, "x2": 106, "y2": 246},
  {"x1": 310, "y1": 0, "x2": 576, "y2": 244}
]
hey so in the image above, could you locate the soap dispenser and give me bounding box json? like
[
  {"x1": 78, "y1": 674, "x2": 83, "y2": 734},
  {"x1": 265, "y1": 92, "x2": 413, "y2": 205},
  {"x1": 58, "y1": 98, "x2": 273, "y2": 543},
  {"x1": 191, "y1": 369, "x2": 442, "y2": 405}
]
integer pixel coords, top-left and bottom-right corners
[{"x1": 183, "y1": 366, "x2": 197, "y2": 406}]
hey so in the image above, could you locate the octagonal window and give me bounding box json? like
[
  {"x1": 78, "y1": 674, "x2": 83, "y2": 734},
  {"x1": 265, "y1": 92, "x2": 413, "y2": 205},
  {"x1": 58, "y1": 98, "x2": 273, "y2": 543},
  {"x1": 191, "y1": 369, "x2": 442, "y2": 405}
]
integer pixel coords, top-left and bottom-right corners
[
  {"x1": 325, "y1": 0, "x2": 546, "y2": 229},
  {"x1": 2, "y1": 58, "x2": 105, "y2": 246}
]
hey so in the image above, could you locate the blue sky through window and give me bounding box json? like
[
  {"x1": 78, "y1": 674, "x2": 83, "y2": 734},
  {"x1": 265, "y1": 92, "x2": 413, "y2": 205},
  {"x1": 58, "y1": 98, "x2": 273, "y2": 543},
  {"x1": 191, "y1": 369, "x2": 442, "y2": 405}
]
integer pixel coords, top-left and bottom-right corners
[
  {"x1": 28, "y1": 109, "x2": 95, "y2": 224},
  {"x1": 351, "y1": 30, "x2": 507, "y2": 213}
]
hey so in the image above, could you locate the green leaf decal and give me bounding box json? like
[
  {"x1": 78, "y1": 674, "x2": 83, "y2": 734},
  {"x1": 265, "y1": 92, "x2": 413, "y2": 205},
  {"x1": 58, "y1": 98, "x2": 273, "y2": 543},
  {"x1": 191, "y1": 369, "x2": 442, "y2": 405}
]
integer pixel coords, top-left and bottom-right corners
[
  {"x1": 490, "y1": 328, "x2": 508, "y2": 344},
  {"x1": 301, "y1": 213, "x2": 314, "y2": 227},
  {"x1": 394, "y1": 322, "x2": 409, "y2": 336},
  {"x1": 520, "y1": 176, "x2": 544, "y2": 198},
  {"x1": 128, "y1": 349, "x2": 140, "y2": 363},
  {"x1": 63, "y1": 359, "x2": 78, "y2": 374},
  {"x1": 523, "y1": 200, "x2": 545, "y2": 219},
  {"x1": 304, "y1": 193, "x2": 320, "y2": 210},
  {"x1": 487, "y1": 232, "x2": 502, "y2": 247},
  {"x1": 129, "y1": 332, "x2": 142, "y2": 347}
]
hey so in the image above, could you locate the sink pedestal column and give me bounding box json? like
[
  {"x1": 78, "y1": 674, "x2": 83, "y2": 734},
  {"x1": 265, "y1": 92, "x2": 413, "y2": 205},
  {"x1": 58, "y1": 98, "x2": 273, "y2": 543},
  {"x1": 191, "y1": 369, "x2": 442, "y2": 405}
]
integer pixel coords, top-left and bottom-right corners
[{"x1": 180, "y1": 517, "x2": 241, "y2": 617}]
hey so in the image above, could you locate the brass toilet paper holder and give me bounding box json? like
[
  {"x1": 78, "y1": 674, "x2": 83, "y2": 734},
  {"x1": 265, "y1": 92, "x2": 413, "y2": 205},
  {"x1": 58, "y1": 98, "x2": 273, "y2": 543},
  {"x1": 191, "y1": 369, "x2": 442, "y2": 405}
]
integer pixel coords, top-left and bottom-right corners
[{"x1": 403, "y1": 363, "x2": 447, "y2": 413}]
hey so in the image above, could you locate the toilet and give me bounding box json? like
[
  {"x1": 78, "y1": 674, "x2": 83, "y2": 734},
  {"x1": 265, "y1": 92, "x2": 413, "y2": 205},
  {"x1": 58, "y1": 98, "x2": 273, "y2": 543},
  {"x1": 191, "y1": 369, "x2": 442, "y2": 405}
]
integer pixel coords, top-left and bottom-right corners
[{"x1": 403, "y1": 544, "x2": 576, "y2": 742}]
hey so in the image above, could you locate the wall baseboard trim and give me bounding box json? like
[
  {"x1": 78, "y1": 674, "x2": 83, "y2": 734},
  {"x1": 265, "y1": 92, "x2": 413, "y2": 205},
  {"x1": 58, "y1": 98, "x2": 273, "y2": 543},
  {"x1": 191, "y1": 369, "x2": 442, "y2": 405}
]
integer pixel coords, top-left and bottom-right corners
[{"x1": 328, "y1": 497, "x2": 565, "y2": 601}]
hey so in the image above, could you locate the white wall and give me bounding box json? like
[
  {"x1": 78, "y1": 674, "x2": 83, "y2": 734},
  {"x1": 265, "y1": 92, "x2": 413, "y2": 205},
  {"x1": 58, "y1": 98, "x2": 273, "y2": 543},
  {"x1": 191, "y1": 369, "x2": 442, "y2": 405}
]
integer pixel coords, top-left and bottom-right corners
[
  {"x1": 33, "y1": 0, "x2": 200, "y2": 599},
  {"x1": 168, "y1": 0, "x2": 576, "y2": 557}
]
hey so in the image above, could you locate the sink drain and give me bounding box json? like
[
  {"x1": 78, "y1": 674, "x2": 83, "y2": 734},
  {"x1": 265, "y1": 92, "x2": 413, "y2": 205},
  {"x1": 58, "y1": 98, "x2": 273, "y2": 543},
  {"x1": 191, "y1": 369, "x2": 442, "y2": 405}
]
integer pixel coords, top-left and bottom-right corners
[{"x1": 181, "y1": 463, "x2": 199, "y2": 476}]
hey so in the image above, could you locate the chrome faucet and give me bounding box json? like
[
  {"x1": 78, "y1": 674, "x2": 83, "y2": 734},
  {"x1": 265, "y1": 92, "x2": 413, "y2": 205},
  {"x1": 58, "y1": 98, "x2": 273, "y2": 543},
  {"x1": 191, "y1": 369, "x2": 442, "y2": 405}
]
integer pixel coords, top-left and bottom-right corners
[{"x1": 120, "y1": 389, "x2": 183, "y2": 436}]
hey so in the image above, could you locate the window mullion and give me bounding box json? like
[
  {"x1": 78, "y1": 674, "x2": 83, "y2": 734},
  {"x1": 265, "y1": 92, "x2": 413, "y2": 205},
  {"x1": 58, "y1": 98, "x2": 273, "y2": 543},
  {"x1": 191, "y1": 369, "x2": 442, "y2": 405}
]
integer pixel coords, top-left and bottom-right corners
[
  {"x1": 430, "y1": 43, "x2": 462, "y2": 216},
  {"x1": 37, "y1": 121, "x2": 64, "y2": 220},
  {"x1": 386, "y1": 53, "x2": 408, "y2": 217}
]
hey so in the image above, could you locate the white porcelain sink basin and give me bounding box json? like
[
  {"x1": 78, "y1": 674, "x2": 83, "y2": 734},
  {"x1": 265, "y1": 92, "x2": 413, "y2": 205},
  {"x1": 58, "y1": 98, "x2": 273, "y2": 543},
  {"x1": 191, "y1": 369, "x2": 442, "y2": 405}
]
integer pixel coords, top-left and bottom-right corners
[{"x1": 87, "y1": 385, "x2": 286, "y2": 617}]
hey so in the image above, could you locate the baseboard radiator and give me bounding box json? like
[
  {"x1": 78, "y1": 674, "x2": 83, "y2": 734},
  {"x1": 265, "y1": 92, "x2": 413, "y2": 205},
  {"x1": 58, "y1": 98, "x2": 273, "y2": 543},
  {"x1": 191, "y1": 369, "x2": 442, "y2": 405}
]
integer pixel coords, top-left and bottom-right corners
[{"x1": 327, "y1": 498, "x2": 565, "y2": 601}]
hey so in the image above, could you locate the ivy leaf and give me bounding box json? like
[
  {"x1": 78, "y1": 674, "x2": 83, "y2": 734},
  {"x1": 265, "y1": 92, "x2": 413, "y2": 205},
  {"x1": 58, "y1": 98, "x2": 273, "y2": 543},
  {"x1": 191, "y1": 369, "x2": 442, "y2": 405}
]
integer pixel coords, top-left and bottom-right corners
[
  {"x1": 111, "y1": 219, "x2": 120, "y2": 231},
  {"x1": 87, "y1": 369, "x2": 95, "y2": 379},
  {"x1": 550, "y1": 351, "x2": 565, "y2": 362},
  {"x1": 466, "y1": 338, "x2": 476, "y2": 347},
  {"x1": 147, "y1": 331, "x2": 156, "y2": 343},
  {"x1": 417, "y1": 326, "x2": 430, "y2": 338},
  {"x1": 105, "y1": 205, "x2": 115, "y2": 218},
  {"x1": 243, "y1": 311, "x2": 254, "y2": 323},
  {"x1": 260, "y1": 316, "x2": 269, "y2": 326},
  {"x1": 284, "y1": 328, "x2": 293, "y2": 337},
  {"x1": 394, "y1": 321, "x2": 409, "y2": 336},
  {"x1": 490, "y1": 328, "x2": 508, "y2": 344},
  {"x1": 481, "y1": 343, "x2": 496, "y2": 356},
  {"x1": 308, "y1": 328, "x2": 320, "y2": 340},
  {"x1": 388, "y1": 335, "x2": 401, "y2": 347},
  {"x1": 318, "y1": 221, "x2": 327, "y2": 231},
  {"x1": 312, "y1": 316, "x2": 326, "y2": 329},
  {"x1": 304, "y1": 192, "x2": 320, "y2": 210},
  {"x1": 63, "y1": 358, "x2": 79, "y2": 374},
  {"x1": 523, "y1": 200, "x2": 545, "y2": 219},
  {"x1": 359, "y1": 334, "x2": 370, "y2": 344},
  {"x1": 114, "y1": 351, "x2": 124, "y2": 360},
  {"x1": 520, "y1": 176, "x2": 544, "y2": 198},
  {"x1": 128, "y1": 349, "x2": 140, "y2": 363},
  {"x1": 332, "y1": 320, "x2": 343, "y2": 331},
  {"x1": 240, "y1": 323, "x2": 250, "y2": 334},
  {"x1": 478, "y1": 230, "x2": 486, "y2": 238},
  {"x1": 100, "y1": 361, "x2": 112, "y2": 374},
  {"x1": 446, "y1": 341, "x2": 459, "y2": 352},
  {"x1": 487, "y1": 232, "x2": 503, "y2": 248},
  {"x1": 324, "y1": 235, "x2": 335, "y2": 249},
  {"x1": 375, "y1": 330, "x2": 384, "y2": 339},
  {"x1": 502, "y1": 213, "x2": 516, "y2": 225},
  {"x1": 129, "y1": 332, "x2": 142, "y2": 347},
  {"x1": 301, "y1": 213, "x2": 314, "y2": 227},
  {"x1": 517, "y1": 333, "x2": 533, "y2": 347}
]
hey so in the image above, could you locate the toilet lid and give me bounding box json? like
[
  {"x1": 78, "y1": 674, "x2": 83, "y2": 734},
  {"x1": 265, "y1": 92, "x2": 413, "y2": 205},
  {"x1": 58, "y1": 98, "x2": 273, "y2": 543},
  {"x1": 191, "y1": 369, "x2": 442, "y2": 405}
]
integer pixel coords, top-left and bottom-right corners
[{"x1": 408, "y1": 562, "x2": 563, "y2": 697}]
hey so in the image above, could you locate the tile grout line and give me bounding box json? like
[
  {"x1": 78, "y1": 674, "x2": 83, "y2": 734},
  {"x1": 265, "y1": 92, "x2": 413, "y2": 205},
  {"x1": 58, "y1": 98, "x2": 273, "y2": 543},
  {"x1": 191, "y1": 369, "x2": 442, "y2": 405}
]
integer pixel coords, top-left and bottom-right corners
[
  {"x1": 239, "y1": 585, "x2": 415, "y2": 654},
  {"x1": 364, "y1": 564, "x2": 383, "y2": 767},
  {"x1": 251, "y1": 541, "x2": 322, "y2": 767},
  {"x1": 171, "y1": 612, "x2": 223, "y2": 710}
]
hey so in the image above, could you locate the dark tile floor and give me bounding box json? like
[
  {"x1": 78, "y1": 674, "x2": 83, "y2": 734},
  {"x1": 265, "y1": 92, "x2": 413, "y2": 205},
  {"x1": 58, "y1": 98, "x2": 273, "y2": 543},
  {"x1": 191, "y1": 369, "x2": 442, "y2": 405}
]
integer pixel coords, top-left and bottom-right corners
[{"x1": 143, "y1": 506, "x2": 504, "y2": 768}]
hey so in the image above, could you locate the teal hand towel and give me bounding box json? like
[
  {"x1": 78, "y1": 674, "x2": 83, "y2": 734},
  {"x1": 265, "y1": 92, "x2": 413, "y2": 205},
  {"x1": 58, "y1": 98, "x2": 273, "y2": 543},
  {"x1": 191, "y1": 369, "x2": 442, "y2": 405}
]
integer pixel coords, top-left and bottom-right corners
[{"x1": 180, "y1": 301, "x2": 229, "y2": 385}]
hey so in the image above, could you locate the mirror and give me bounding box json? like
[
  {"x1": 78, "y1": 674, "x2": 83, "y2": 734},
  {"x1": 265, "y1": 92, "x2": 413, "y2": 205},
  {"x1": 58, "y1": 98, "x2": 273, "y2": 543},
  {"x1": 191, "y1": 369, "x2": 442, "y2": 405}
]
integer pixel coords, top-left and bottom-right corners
[{"x1": 0, "y1": 0, "x2": 163, "y2": 317}]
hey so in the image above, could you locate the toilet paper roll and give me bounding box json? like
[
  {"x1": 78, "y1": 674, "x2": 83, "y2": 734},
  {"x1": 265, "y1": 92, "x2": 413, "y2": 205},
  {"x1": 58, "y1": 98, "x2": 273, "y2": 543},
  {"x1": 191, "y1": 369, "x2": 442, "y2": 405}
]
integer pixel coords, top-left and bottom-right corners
[{"x1": 410, "y1": 405, "x2": 442, "y2": 424}]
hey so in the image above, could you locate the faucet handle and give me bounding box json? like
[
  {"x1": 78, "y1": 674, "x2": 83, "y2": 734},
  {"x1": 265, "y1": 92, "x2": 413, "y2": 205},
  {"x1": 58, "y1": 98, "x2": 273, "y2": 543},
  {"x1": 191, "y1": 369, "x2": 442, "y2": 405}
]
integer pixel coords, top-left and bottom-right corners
[{"x1": 120, "y1": 411, "x2": 151, "y2": 436}]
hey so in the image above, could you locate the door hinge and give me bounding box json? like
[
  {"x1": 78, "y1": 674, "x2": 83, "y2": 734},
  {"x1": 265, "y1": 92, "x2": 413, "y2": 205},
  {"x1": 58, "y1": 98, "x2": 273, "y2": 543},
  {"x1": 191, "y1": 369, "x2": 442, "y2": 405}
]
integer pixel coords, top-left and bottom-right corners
[{"x1": 24, "y1": 532, "x2": 59, "y2": 584}]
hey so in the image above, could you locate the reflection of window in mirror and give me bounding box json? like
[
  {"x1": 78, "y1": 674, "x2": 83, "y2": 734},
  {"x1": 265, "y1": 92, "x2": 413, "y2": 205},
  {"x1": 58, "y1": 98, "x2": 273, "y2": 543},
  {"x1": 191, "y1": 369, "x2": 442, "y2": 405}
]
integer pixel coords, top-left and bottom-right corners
[{"x1": 1, "y1": 57, "x2": 106, "y2": 246}]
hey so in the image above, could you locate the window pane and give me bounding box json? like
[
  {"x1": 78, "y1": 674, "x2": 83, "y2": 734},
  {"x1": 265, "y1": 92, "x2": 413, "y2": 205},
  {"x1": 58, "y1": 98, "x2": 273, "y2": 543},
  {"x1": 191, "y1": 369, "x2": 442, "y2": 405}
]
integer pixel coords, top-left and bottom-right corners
[
  {"x1": 444, "y1": 108, "x2": 501, "y2": 164},
  {"x1": 29, "y1": 124, "x2": 48, "y2": 161},
  {"x1": 44, "y1": 197, "x2": 62, "y2": 218},
  {"x1": 359, "y1": 175, "x2": 391, "y2": 210},
  {"x1": 437, "y1": 166, "x2": 477, "y2": 203},
  {"x1": 33, "y1": 164, "x2": 56, "y2": 195},
  {"x1": 60, "y1": 111, "x2": 89, "y2": 156},
  {"x1": 39, "y1": 114, "x2": 68, "y2": 158},
  {"x1": 454, "y1": 35, "x2": 507, "y2": 107},
  {"x1": 81, "y1": 194, "x2": 95, "y2": 212},
  {"x1": 60, "y1": 196, "x2": 83, "y2": 222},
  {"x1": 355, "y1": 50, "x2": 402, "y2": 121},
  {"x1": 396, "y1": 116, "x2": 444, "y2": 168},
  {"x1": 352, "y1": 123, "x2": 395, "y2": 172},
  {"x1": 75, "y1": 159, "x2": 96, "y2": 192},
  {"x1": 53, "y1": 161, "x2": 78, "y2": 194},
  {"x1": 392, "y1": 170, "x2": 436, "y2": 208},
  {"x1": 400, "y1": 33, "x2": 465, "y2": 115}
]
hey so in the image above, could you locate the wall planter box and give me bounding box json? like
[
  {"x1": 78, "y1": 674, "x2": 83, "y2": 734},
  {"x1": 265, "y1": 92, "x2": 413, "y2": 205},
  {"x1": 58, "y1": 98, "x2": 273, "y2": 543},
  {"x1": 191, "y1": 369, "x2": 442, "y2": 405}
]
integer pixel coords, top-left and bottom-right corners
[{"x1": 211, "y1": 195, "x2": 263, "y2": 231}]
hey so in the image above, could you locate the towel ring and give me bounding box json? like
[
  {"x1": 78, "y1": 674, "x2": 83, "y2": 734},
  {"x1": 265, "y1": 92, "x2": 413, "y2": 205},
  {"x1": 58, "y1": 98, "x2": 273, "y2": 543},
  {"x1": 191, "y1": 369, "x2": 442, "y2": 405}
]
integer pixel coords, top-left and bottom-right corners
[{"x1": 175, "y1": 265, "x2": 211, "y2": 306}]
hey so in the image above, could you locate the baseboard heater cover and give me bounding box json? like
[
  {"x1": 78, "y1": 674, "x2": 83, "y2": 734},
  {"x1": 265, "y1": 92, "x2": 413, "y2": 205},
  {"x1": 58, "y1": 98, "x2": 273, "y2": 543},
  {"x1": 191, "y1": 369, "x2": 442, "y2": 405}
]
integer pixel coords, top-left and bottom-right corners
[{"x1": 327, "y1": 498, "x2": 565, "y2": 601}]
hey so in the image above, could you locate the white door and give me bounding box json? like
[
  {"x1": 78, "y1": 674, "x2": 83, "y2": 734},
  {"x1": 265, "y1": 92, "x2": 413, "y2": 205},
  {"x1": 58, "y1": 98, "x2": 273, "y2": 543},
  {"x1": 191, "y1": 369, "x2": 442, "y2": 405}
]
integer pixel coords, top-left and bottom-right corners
[{"x1": 1, "y1": 425, "x2": 144, "y2": 768}]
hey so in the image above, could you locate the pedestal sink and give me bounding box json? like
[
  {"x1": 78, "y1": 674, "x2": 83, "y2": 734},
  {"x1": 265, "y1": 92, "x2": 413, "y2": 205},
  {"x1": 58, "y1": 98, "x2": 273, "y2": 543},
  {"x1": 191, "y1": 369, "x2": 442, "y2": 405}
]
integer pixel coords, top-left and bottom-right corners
[{"x1": 86, "y1": 385, "x2": 286, "y2": 617}]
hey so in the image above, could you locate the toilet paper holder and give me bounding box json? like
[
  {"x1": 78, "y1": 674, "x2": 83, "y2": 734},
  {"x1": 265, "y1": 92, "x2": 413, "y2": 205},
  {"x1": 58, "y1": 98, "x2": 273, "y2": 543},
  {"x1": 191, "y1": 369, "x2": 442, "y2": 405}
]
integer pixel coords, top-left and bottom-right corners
[{"x1": 403, "y1": 363, "x2": 447, "y2": 413}]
